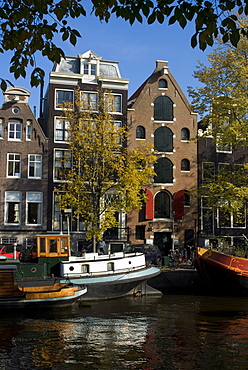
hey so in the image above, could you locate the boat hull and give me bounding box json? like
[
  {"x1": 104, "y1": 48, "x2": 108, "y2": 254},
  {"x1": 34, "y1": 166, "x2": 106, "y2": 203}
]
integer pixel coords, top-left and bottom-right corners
[
  {"x1": 194, "y1": 248, "x2": 248, "y2": 296},
  {"x1": 0, "y1": 286, "x2": 87, "y2": 308},
  {"x1": 61, "y1": 266, "x2": 161, "y2": 300}
]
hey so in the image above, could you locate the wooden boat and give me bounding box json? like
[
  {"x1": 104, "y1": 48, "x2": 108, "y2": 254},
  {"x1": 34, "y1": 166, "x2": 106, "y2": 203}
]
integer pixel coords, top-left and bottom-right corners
[
  {"x1": 194, "y1": 247, "x2": 248, "y2": 296},
  {"x1": 0, "y1": 235, "x2": 160, "y2": 301},
  {"x1": 0, "y1": 265, "x2": 87, "y2": 308}
]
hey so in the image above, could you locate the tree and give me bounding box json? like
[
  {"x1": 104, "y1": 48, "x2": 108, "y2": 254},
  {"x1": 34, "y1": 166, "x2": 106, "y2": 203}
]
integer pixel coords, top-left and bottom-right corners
[
  {"x1": 1, "y1": 0, "x2": 248, "y2": 89},
  {"x1": 188, "y1": 32, "x2": 248, "y2": 217},
  {"x1": 56, "y1": 88, "x2": 156, "y2": 251}
]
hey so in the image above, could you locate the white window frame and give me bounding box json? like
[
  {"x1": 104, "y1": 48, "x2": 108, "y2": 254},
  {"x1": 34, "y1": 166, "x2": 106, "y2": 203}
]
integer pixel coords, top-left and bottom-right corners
[
  {"x1": 55, "y1": 89, "x2": 74, "y2": 110},
  {"x1": 8, "y1": 121, "x2": 22, "y2": 141},
  {"x1": 28, "y1": 154, "x2": 42, "y2": 179},
  {"x1": 7, "y1": 153, "x2": 21, "y2": 178},
  {"x1": 83, "y1": 63, "x2": 97, "y2": 76},
  {"x1": 216, "y1": 134, "x2": 232, "y2": 153},
  {"x1": 81, "y1": 91, "x2": 98, "y2": 111},
  {"x1": 26, "y1": 121, "x2": 32, "y2": 140},
  {"x1": 26, "y1": 192, "x2": 43, "y2": 225},
  {"x1": 54, "y1": 149, "x2": 72, "y2": 181},
  {"x1": 54, "y1": 116, "x2": 69, "y2": 142},
  {"x1": 5, "y1": 191, "x2": 22, "y2": 225},
  {"x1": 105, "y1": 93, "x2": 122, "y2": 114}
]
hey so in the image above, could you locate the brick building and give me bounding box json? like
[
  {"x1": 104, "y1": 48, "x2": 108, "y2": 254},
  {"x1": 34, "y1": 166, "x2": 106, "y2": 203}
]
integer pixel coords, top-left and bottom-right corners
[
  {"x1": 198, "y1": 127, "x2": 248, "y2": 249},
  {"x1": 0, "y1": 87, "x2": 48, "y2": 246},
  {"x1": 40, "y1": 50, "x2": 129, "y2": 250},
  {"x1": 127, "y1": 60, "x2": 198, "y2": 255}
]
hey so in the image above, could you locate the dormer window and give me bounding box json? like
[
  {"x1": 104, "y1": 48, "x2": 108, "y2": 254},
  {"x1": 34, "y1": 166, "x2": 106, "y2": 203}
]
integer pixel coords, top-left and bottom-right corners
[{"x1": 84, "y1": 63, "x2": 97, "y2": 76}]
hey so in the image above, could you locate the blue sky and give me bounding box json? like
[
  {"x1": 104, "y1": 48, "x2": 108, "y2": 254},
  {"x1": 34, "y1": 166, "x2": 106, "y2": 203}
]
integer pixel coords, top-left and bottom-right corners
[{"x1": 0, "y1": 9, "x2": 212, "y2": 114}]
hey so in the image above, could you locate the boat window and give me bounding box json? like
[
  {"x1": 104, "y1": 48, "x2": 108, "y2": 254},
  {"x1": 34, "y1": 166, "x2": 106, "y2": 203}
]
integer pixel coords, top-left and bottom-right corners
[
  {"x1": 49, "y1": 239, "x2": 57, "y2": 253},
  {"x1": 81, "y1": 264, "x2": 89, "y2": 273},
  {"x1": 107, "y1": 262, "x2": 114, "y2": 271},
  {"x1": 60, "y1": 237, "x2": 68, "y2": 253},
  {"x1": 40, "y1": 238, "x2": 45, "y2": 253}
]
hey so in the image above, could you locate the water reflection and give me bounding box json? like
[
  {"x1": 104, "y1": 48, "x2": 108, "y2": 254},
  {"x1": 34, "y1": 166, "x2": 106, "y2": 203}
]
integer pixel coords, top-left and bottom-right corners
[{"x1": 0, "y1": 296, "x2": 248, "y2": 369}]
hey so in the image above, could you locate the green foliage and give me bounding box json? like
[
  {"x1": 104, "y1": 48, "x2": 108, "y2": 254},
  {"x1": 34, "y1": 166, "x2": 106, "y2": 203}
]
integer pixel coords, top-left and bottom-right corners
[
  {"x1": 189, "y1": 30, "x2": 248, "y2": 216},
  {"x1": 56, "y1": 88, "x2": 156, "y2": 242},
  {"x1": 1, "y1": 1, "x2": 248, "y2": 88}
]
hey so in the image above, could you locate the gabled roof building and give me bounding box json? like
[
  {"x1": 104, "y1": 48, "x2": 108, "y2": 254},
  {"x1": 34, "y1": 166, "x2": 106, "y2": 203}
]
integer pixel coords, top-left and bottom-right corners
[
  {"x1": 127, "y1": 61, "x2": 198, "y2": 256},
  {"x1": 0, "y1": 87, "x2": 48, "y2": 246}
]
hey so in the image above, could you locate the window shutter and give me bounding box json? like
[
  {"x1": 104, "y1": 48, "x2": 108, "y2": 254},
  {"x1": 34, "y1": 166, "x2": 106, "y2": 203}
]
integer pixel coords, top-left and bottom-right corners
[
  {"x1": 173, "y1": 190, "x2": 184, "y2": 220},
  {"x1": 145, "y1": 189, "x2": 153, "y2": 220}
]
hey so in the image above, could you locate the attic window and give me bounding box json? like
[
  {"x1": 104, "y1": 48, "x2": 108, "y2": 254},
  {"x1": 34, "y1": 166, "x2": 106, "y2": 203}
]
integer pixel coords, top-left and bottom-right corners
[
  {"x1": 158, "y1": 79, "x2": 168, "y2": 88},
  {"x1": 12, "y1": 107, "x2": 20, "y2": 114}
]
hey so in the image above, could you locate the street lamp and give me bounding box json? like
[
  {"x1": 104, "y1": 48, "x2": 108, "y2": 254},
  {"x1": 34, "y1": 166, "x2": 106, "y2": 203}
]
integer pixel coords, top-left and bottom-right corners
[
  {"x1": 192, "y1": 211, "x2": 198, "y2": 249},
  {"x1": 64, "y1": 209, "x2": 71, "y2": 235}
]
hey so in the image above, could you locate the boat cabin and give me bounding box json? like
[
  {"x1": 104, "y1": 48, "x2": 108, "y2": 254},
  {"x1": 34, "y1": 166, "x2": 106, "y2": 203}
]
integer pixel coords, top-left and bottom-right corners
[{"x1": 35, "y1": 235, "x2": 71, "y2": 258}]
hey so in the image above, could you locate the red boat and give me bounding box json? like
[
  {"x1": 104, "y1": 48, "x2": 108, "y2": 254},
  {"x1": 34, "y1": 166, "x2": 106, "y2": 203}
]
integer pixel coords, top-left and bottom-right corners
[{"x1": 194, "y1": 247, "x2": 248, "y2": 296}]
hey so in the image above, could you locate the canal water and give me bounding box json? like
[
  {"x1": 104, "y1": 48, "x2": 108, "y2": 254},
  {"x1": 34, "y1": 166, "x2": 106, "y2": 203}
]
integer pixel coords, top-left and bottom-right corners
[{"x1": 0, "y1": 294, "x2": 248, "y2": 369}]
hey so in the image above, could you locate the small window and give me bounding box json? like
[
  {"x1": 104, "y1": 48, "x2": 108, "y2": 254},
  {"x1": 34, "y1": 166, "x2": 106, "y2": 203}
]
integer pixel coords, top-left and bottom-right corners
[
  {"x1": 184, "y1": 191, "x2": 190, "y2": 206},
  {"x1": 136, "y1": 125, "x2": 146, "y2": 139},
  {"x1": 26, "y1": 121, "x2": 32, "y2": 140},
  {"x1": 0, "y1": 119, "x2": 4, "y2": 139},
  {"x1": 136, "y1": 225, "x2": 145, "y2": 240},
  {"x1": 181, "y1": 128, "x2": 190, "y2": 141},
  {"x1": 107, "y1": 262, "x2": 114, "y2": 271},
  {"x1": 49, "y1": 239, "x2": 57, "y2": 253},
  {"x1": 81, "y1": 265, "x2": 90, "y2": 273},
  {"x1": 12, "y1": 107, "x2": 20, "y2": 114},
  {"x1": 181, "y1": 159, "x2": 190, "y2": 171},
  {"x1": 158, "y1": 79, "x2": 167, "y2": 88},
  {"x1": 91, "y1": 64, "x2": 96, "y2": 75}
]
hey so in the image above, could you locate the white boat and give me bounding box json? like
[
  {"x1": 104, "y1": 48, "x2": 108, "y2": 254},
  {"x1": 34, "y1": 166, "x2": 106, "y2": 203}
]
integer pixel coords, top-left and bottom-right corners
[
  {"x1": 60, "y1": 251, "x2": 160, "y2": 300},
  {"x1": 1, "y1": 235, "x2": 161, "y2": 301}
]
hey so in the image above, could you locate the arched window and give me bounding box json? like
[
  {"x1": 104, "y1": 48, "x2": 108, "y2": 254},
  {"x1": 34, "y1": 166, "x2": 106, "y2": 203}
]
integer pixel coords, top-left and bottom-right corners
[
  {"x1": 181, "y1": 159, "x2": 190, "y2": 171},
  {"x1": 158, "y1": 79, "x2": 167, "y2": 88},
  {"x1": 181, "y1": 128, "x2": 190, "y2": 141},
  {"x1": 154, "y1": 191, "x2": 171, "y2": 218},
  {"x1": 136, "y1": 125, "x2": 146, "y2": 139},
  {"x1": 154, "y1": 157, "x2": 173, "y2": 183},
  {"x1": 154, "y1": 96, "x2": 173, "y2": 121},
  {"x1": 154, "y1": 126, "x2": 173, "y2": 152}
]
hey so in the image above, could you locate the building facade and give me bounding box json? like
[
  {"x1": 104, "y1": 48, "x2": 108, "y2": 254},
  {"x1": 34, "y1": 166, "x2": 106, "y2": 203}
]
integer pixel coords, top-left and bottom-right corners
[
  {"x1": 198, "y1": 128, "x2": 248, "y2": 249},
  {"x1": 0, "y1": 87, "x2": 48, "y2": 247},
  {"x1": 127, "y1": 61, "x2": 198, "y2": 255},
  {"x1": 40, "y1": 50, "x2": 129, "y2": 250}
]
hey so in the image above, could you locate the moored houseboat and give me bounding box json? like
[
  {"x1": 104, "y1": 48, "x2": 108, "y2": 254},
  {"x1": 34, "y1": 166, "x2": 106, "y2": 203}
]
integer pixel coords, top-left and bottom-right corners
[{"x1": 0, "y1": 235, "x2": 161, "y2": 301}]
